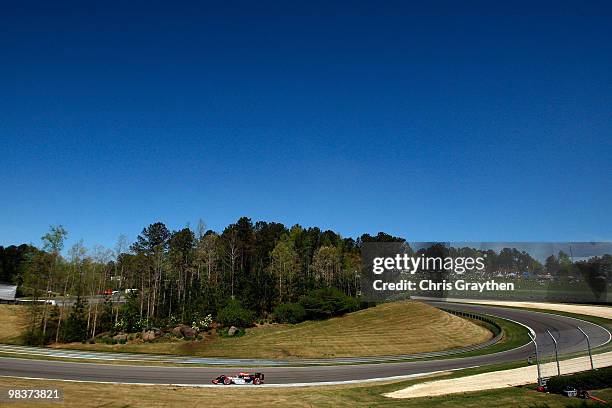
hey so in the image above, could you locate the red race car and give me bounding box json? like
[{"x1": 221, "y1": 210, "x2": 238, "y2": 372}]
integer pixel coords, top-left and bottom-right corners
[{"x1": 212, "y1": 372, "x2": 264, "y2": 385}]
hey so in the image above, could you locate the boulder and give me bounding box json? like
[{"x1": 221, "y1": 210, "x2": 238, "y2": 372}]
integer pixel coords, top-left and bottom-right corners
[
  {"x1": 181, "y1": 326, "x2": 197, "y2": 338},
  {"x1": 113, "y1": 334, "x2": 128, "y2": 341},
  {"x1": 172, "y1": 324, "x2": 196, "y2": 338},
  {"x1": 227, "y1": 326, "x2": 238, "y2": 336},
  {"x1": 142, "y1": 330, "x2": 156, "y2": 341}
]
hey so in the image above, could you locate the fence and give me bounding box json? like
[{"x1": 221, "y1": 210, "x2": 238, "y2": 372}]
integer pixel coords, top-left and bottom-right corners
[{"x1": 440, "y1": 308, "x2": 503, "y2": 337}]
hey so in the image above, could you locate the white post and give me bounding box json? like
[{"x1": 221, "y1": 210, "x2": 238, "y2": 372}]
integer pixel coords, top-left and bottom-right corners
[
  {"x1": 528, "y1": 332, "x2": 542, "y2": 385},
  {"x1": 577, "y1": 326, "x2": 595, "y2": 370},
  {"x1": 547, "y1": 330, "x2": 561, "y2": 376}
]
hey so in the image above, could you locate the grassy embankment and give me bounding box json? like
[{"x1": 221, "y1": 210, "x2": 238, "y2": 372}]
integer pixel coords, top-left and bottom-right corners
[
  {"x1": 1, "y1": 301, "x2": 493, "y2": 359},
  {"x1": 1, "y1": 376, "x2": 610, "y2": 407},
  {"x1": 0, "y1": 304, "x2": 28, "y2": 344}
]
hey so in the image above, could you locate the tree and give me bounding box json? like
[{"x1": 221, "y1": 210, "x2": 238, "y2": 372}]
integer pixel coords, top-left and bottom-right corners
[
  {"x1": 168, "y1": 228, "x2": 195, "y2": 318},
  {"x1": 0, "y1": 244, "x2": 38, "y2": 287},
  {"x1": 131, "y1": 223, "x2": 170, "y2": 320},
  {"x1": 19, "y1": 218, "x2": 416, "y2": 345},
  {"x1": 112, "y1": 235, "x2": 128, "y2": 324},
  {"x1": 40, "y1": 225, "x2": 68, "y2": 337},
  {"x1": 89, "y1": 245, "x2": 113, "y2": 339},
  {"x1": 221, "y1": 225, "x2": 239, "y2": 299},
  {"x1": 62, "y1": 296, "x2": 88, "y2": 342},
  {"x1": 216, "y1": 299, "x2": 254, "y2": 328},
  {"x1": 545, "y1": 255, "x2": 560, "y2": 276},
  {"x1": 22, "y1": 249, "x2": 53, "y2": 344},
  {"x1": 195, "y1": 232, "x2": 219, "y2": 285},
  {"x1": 55, "y1": 240, "x2": 86, "y2": 343},
  {"x1": 269, "y1": 235, "x2": 298, "y2": 302},
  {"x1": 310, "y1": 246, "x2": 341, "y2": 287}
]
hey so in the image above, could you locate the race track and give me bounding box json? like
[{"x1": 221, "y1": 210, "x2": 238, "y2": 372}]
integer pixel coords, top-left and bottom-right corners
[{"x1": 0, "y1": 302, "x2": 609, "y2": 385}]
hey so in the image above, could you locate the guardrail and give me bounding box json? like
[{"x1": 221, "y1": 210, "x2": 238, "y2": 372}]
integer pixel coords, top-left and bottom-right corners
[{"x1": 439, "y1": 307, "x2": 504, "y2": 344}]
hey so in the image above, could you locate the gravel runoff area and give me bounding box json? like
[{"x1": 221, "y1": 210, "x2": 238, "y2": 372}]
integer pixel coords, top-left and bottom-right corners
[
  {"x1": 385, "y1": 351, "x2": 612, "y2": 399},
  {"x1": 413, "y1": 298, "x2": 612, "y2": 319}
]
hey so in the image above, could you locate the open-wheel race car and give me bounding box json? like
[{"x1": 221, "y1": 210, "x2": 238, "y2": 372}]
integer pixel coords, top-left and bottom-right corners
[{"x1": 212, "y1": 372, "x2": 265, "y2": 385}]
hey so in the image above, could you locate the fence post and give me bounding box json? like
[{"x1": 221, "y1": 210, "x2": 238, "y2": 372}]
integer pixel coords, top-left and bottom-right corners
[
  {"x1": 577, "y1": 326, "x2": 595, "y2": 370},
  {"x1": 547, "y1": 330, "x2": 561, "y2": 376},
  {"x1": 528, "y1": 332, "x2": 542, "y2": 385}
]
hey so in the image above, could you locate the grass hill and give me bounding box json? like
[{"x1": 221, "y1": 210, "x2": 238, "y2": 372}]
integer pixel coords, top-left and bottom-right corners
[
  {"x1": 0, "y1": 304, "x2": 28, "y2": 344},
  {"x1": 181, "y1": 300, "x2": 493, "y2": 358},
  {"x1": 1, "y1": 301, "x2": 493, "y2": 359}
]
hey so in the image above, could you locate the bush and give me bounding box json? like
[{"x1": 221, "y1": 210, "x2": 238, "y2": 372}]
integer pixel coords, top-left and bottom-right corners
[
  {"x1": 298, "y1": 288, "x2": 360, "y2": 320},
  {"x1": 216, "y1": 299, "x2": 255, "y2": 328},
  {"x1": 24, "y1": 329, "x2": 51, "y2": 346},
  {"x1": 191, "y1": 314, "x2": 213, "y2": 332},
  {"x1": 546, "y1": 366, "x2": 612, "y2": 394},
  {"x1": 61, "y1": 297, "x2": 88, "y2": 342},
  {"x1": 273, "y1": 303, "x2": 306, "y2": 324}
]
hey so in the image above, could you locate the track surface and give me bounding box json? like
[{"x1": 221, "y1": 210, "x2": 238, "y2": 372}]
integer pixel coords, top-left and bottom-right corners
[{"x1": 0, "y1": 302, "x2": 609, "y2": 385}]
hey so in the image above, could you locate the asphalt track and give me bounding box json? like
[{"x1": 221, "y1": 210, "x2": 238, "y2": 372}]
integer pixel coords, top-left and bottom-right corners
[{"x1": 0, "y1": 302, "x2": 609, "y2": 385}]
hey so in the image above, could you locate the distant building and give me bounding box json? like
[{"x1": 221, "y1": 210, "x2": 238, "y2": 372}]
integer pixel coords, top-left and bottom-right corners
[{"x1": 0, "y1": 283, "x2": 17, "y2": 303}]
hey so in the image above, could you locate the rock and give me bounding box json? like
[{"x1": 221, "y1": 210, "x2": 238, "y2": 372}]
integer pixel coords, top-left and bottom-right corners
[
  {"x1": 181, "y1": 326, "x2": 197, "y2": 338},
  {"x1": 172, "y1": 324, "x2": 195, "y2": 338},
  {"x1": 227, "y1": 326, "x2": 238, "y2": 336},
  {"x1": 142, "y1": 330, "x2": 156, "y2": 341},
  {"x1": 113, "y1": 334, "x2": 127, "y2": 341}
]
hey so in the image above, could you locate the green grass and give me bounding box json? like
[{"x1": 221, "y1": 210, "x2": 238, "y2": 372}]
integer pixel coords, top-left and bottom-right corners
[{"x1": 441, "y1": 315, "x2": 530, "y2": 359}]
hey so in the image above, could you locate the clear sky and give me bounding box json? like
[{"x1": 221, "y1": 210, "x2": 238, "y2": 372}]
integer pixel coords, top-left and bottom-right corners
[{"x1": 2, "y1": 1, "x2": 611, "y2": 251}]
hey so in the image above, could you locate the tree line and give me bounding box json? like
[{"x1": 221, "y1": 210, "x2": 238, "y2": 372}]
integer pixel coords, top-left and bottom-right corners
[
  {"x1": 4, "y1": 219, "x2": 403, "y2": 343},
  {"x1": 2, "y1": 222, "x2": 608, "y2": 344}
]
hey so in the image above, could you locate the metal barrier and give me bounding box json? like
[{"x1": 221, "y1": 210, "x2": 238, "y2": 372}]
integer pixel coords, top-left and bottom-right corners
[{"x1": 440, "y1": 308, "x2": 503, "y2": 337}]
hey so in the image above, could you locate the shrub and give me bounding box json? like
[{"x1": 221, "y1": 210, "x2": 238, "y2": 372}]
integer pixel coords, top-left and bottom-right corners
[
  {"x1": 217, "y1": 299, "x2": 255, "y2": 328},
  {"x1": 298, "y1": 288, "x2": 360, "y2": 320},
  {"x1": 545, "y1": 366, "x2": 612, "y2": 394},
  {"x1": 191, "y1": 314, "x2": 213, "y2": 332},
  {"x1": 169, "y1": 315, "x2": 180, "y2": 327},
  {"x1": 61, "y1": 297, "x2": 88, "y2": 342},
  {"x1": 24, "y1": 329, "x2": 51, "y2": 346},
  {"x1": 273, "y1": 303, "x2": 306, "y2": 324}
]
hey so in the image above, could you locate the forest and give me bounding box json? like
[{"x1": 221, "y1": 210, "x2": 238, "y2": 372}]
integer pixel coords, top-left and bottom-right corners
[
  {"x1": 0, "y1": 219, "x2": 404, "y2": 344},
  {"x1": 0, "y1": 218, "x2": 608, "y2": 345}
]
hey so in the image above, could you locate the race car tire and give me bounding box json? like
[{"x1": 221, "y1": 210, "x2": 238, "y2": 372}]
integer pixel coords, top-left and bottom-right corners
[
  {"x1": 253, "y1": 378, "x2": 261, "y2": 385},
  {"x1": 223, "y1": 377, "x2": 232, "y2": 385}
]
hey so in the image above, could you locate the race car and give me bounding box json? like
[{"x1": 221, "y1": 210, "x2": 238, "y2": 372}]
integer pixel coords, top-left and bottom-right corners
[{"x1": 212, "y1": 372, "x2": 264, "y2": 385}]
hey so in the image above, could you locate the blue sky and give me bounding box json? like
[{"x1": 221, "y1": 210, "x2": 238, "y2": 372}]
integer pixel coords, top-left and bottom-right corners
[{"x1": 2, "y1": 1, "x2": 611, "y2": 250}]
